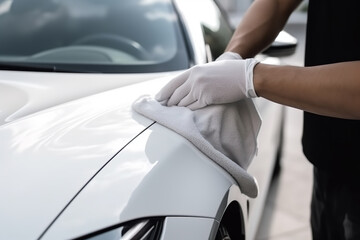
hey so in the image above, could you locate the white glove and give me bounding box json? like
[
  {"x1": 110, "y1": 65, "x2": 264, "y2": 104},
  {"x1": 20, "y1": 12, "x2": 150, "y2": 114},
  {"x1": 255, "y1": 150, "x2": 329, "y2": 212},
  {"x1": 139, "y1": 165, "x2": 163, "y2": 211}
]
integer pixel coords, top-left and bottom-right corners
[
  {"x1": 155, "y1": 58, "x2": 259, "y2": 110},
  {"x1": 215, "y1": 51, "x2": 243, "y2": 61}
]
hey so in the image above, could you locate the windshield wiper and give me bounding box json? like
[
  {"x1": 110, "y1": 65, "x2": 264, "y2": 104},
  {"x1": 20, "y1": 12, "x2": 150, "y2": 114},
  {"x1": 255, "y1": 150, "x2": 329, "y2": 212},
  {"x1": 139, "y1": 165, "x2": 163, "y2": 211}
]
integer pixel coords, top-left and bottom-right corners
[{"x1": 0, "y1": 62, "x2": 100, "y2": 73}]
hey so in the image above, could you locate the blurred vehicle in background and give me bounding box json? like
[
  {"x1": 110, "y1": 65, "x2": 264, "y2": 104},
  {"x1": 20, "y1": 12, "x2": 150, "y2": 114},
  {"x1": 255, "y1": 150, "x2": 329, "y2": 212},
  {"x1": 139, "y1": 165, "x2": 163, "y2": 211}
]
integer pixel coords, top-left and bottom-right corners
[{"x1": 0, "y1": 0, "x2": 296, "y2": 239}]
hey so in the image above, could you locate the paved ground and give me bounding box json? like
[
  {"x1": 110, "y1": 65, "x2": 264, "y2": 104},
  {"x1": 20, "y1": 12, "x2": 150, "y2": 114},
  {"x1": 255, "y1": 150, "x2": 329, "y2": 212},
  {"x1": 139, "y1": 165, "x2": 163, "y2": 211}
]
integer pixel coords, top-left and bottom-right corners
[{"x1": 254, "y1": 12, "x2": 315, "y2": 240}]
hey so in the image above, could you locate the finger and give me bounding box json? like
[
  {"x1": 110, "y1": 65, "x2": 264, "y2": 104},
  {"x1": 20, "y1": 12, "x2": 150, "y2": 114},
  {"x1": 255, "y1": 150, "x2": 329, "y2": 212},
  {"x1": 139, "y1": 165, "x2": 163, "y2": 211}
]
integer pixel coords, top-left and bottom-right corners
[
  {"x1": 166, "y1": 79, "x2": 192, "y2": 106},
  {"x1": 155, "y1": 70, "x2": 191, "y2": 102},
  {"x1": 178, "y1": 93, "x2": 196, "y2": 107},
  {"x1": 186, "y1": 100, "x2": 205, "y2": 110}
]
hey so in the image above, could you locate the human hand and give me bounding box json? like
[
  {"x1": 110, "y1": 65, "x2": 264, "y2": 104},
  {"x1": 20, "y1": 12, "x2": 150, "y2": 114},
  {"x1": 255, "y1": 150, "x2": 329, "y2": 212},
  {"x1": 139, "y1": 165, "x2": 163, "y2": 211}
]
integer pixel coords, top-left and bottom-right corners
[{"x1": 155, "y1": 58, "x2": 259, "y2": 110}]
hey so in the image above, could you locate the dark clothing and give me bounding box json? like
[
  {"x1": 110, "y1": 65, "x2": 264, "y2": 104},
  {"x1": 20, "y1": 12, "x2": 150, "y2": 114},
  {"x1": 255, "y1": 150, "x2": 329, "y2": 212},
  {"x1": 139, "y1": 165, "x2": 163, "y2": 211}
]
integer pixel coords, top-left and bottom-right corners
[
  {"x1": 303, "y1": 0, "x2": 360, "y2": 175},
  {"x1": 303, "y1": 114, "x2": 360, "y2": 176},
  {"x1": 303, "y1": 0, "x2": 360, "y2": 239},
  {"x1": 311, "y1": 167, "x2": 360, "y2": 240}
]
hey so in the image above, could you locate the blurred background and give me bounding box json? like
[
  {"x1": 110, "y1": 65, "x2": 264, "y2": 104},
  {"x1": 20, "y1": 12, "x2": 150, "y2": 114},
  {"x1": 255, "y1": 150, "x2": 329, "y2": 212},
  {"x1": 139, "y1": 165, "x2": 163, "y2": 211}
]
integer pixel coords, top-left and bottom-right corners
[{"x1": 218, "y1": 1, "x2": 313, "y2": 239}]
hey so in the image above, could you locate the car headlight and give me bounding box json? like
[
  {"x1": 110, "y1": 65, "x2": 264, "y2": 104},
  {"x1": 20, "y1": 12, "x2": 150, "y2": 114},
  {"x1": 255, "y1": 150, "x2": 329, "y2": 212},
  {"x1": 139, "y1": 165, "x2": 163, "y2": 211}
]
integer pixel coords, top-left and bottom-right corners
[{"x1": 75, "y1": 218, "x2": 163, "y2": 240}]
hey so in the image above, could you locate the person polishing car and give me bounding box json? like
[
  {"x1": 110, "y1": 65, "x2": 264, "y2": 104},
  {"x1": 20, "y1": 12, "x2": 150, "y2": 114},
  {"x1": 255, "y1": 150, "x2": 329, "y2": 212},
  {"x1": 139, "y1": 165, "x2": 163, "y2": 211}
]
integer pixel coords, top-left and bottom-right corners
[{"x1": 156, "y1": 0, "x2": 360, "y2": 239}]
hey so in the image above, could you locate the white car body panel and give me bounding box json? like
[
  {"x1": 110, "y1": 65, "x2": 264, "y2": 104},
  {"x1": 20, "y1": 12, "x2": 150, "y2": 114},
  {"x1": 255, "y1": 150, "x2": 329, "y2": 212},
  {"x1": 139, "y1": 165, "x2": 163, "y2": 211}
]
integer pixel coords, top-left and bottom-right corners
[
  {"x1": 0, "y1": 70, "x2": 175, "y2": 125},
  {"x1": 0, "y1": 70, "x2": 282, "y2": 240},
  {"x1": 0, "y1": 75, "x2": 168, "y2": 239},
  {"x1": 0, "y1": 0, "x2": 284, "y2": 238},
  {"x1": 247, "y1": 97, "x2": 284, "y2": 240},
  {"x1": 42, "y1": 123, "x2": 241, "y2": 239},
  {"x1": 0, "y1": 69, "x2": 282, "y2": 240},
  {"x1": 0, "y1": 73, "x2": 250, "y2": 239},
  {"x1": 160, "y1": 217, "x2": 218, "y2": 240},
  {"x1": 172, "y1": 0, "x2": 207, "y2": 66}
]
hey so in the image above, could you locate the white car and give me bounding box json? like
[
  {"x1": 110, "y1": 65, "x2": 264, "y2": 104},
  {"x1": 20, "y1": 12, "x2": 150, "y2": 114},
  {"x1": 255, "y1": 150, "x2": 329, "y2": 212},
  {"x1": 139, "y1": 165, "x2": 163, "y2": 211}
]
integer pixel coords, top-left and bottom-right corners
[{"x1": 0, "y1": 0, "x2": 292, "y2": 239}]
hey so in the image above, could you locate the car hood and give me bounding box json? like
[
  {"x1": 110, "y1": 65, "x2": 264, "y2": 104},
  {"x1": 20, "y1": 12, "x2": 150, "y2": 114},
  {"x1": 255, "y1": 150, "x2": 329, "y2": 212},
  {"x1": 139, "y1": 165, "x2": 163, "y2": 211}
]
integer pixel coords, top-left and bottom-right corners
[
  {"x1": 0, "y1": 59, "x2": 286, "y2": 240},
  {"x1": 0, "y1": 70, "x2": 174, "y2": 126},
  {"x1": 0, "y1": 71, "x2": 237, "y2": 240},
  {"x1": 0, "y1": 71, "x2": 175, "y2": 239}
]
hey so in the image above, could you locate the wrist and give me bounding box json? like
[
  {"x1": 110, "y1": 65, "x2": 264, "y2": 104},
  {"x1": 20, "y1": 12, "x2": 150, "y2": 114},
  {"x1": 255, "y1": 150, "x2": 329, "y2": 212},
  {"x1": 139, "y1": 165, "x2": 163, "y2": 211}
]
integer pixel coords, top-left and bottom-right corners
[
  {"x1": 245, "y1": 59, "x2": 259, "y2": 98},
  {"x1": 216, "y1": 52, "x2": 243, "y2": 61},
  {"x1": 252, "y1": 63, "x2": 265, "y2": 98}
]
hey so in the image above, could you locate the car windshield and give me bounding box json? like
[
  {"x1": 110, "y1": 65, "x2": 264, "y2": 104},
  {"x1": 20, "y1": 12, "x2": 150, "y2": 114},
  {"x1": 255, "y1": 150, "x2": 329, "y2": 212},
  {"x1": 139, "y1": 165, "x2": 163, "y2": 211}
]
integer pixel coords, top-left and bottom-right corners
[{"x1": 0, "y1": 0, "x2": 189, "y2": 73}]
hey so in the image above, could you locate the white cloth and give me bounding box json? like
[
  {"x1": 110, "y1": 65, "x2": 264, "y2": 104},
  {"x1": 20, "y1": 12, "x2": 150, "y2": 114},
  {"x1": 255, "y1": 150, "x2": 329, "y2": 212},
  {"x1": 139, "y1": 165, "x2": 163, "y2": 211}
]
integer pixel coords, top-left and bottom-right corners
[{"x1": 132, "y1": 96, "x2": 261, "y2": 198}]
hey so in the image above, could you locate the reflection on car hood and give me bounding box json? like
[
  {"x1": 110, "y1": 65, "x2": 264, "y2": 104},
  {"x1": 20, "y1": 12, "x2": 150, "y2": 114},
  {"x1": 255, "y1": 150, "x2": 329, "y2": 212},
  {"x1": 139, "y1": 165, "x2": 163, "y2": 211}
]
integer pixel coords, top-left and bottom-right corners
[
  {"x1": 0, "y1": 71, "x2": 178, "y2": 239},
  {"x1": 0, "y1": 70, "x2": 174, "y2": 125}
]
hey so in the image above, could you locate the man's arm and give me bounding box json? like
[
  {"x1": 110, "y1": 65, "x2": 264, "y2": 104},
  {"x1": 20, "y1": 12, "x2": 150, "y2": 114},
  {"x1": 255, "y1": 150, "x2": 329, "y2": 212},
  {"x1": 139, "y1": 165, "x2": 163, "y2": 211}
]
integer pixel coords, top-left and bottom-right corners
[
  {"x1": 156, "y1": 0, "x2": 360, "y2": 120},
  {"x1": 254, "y1": 62, "x2": 360, "y2": 119},
  {"x1": 226, "y1": 0, "x2": 302, "y2": 58},
  {"x1": 227, "y1": 0, "x2": 360, "y2": 120}
]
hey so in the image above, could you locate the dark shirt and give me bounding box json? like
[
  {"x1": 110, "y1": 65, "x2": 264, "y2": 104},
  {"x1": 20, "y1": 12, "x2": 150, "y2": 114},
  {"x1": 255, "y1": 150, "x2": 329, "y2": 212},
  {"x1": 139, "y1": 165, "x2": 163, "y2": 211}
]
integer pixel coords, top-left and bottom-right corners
[{"x1": 302, "y1": 0, "x2": 360, "y2": 176}]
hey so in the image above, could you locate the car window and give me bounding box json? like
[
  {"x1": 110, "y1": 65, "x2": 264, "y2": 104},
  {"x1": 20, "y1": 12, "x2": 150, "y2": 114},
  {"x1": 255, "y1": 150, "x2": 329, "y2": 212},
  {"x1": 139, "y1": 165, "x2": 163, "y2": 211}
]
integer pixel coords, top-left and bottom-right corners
[
  {"x1": 197, "y1": 0, "x2": 234, "y2": 60},
  {"x1": 0, "y1": 0, "x2": 189, "y2": 73}
]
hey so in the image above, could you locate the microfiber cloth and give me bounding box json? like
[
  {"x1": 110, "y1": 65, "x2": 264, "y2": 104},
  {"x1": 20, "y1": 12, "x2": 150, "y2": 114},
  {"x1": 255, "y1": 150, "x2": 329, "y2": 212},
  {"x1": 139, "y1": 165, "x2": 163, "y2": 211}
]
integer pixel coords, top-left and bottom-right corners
[{"x1": 132, "y1": 96, "x2": 261, "y2": 198}]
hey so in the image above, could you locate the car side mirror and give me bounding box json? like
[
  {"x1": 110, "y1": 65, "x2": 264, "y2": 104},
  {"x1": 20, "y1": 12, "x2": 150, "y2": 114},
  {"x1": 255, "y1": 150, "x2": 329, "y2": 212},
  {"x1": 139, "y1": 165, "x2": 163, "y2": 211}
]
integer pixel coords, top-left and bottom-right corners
[{"x1": 262, "y1": 30, "x2": 298, "y2": 57}]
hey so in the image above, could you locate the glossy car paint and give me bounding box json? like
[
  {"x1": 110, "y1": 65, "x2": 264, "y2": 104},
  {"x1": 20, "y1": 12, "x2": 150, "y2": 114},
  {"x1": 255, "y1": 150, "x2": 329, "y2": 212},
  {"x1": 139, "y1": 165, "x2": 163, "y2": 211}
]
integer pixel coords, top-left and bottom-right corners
[
  {"x1": 160, "y1": 217, "x2": 218, "y2": 239},
  {"x1": 0, "y1": 75, "x2": 248, "y2": 239},
  {"x1": 42, "y1": 122, "x2": 245, "y2": 239},
  {"x1": 0, "y1": 67, "x2": 177, "y2": 125},
  {"x1": 0, "y1": 70, "x2": 282, "y2": 240},
  {"x1": 0, "y1": 74, "x2": 162, "y2": 239},
  {"x1": 0, "y1": 0, "x2": 284, "y2": 239}
]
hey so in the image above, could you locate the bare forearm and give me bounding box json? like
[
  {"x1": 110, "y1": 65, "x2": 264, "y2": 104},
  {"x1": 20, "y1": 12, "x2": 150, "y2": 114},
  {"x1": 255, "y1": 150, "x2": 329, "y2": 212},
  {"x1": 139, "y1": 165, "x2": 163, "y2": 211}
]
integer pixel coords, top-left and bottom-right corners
[
  {"x1": 254, "y1": 62, "x2": 360, "y2": 119},
  {"x1": 226, "y1": 0, "x2": 302, "y2": 58}
]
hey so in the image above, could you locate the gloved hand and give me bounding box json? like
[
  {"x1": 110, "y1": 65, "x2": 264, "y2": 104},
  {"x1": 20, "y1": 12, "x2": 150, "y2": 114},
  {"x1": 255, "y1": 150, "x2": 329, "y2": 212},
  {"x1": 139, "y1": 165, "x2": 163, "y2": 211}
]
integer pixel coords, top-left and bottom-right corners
[
  {"x1": 215, "y1": 51, "x2": 242, "y2": 61},
  {"x1": 155, "y1": 57, "x2": 259, "y2": 110}
]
